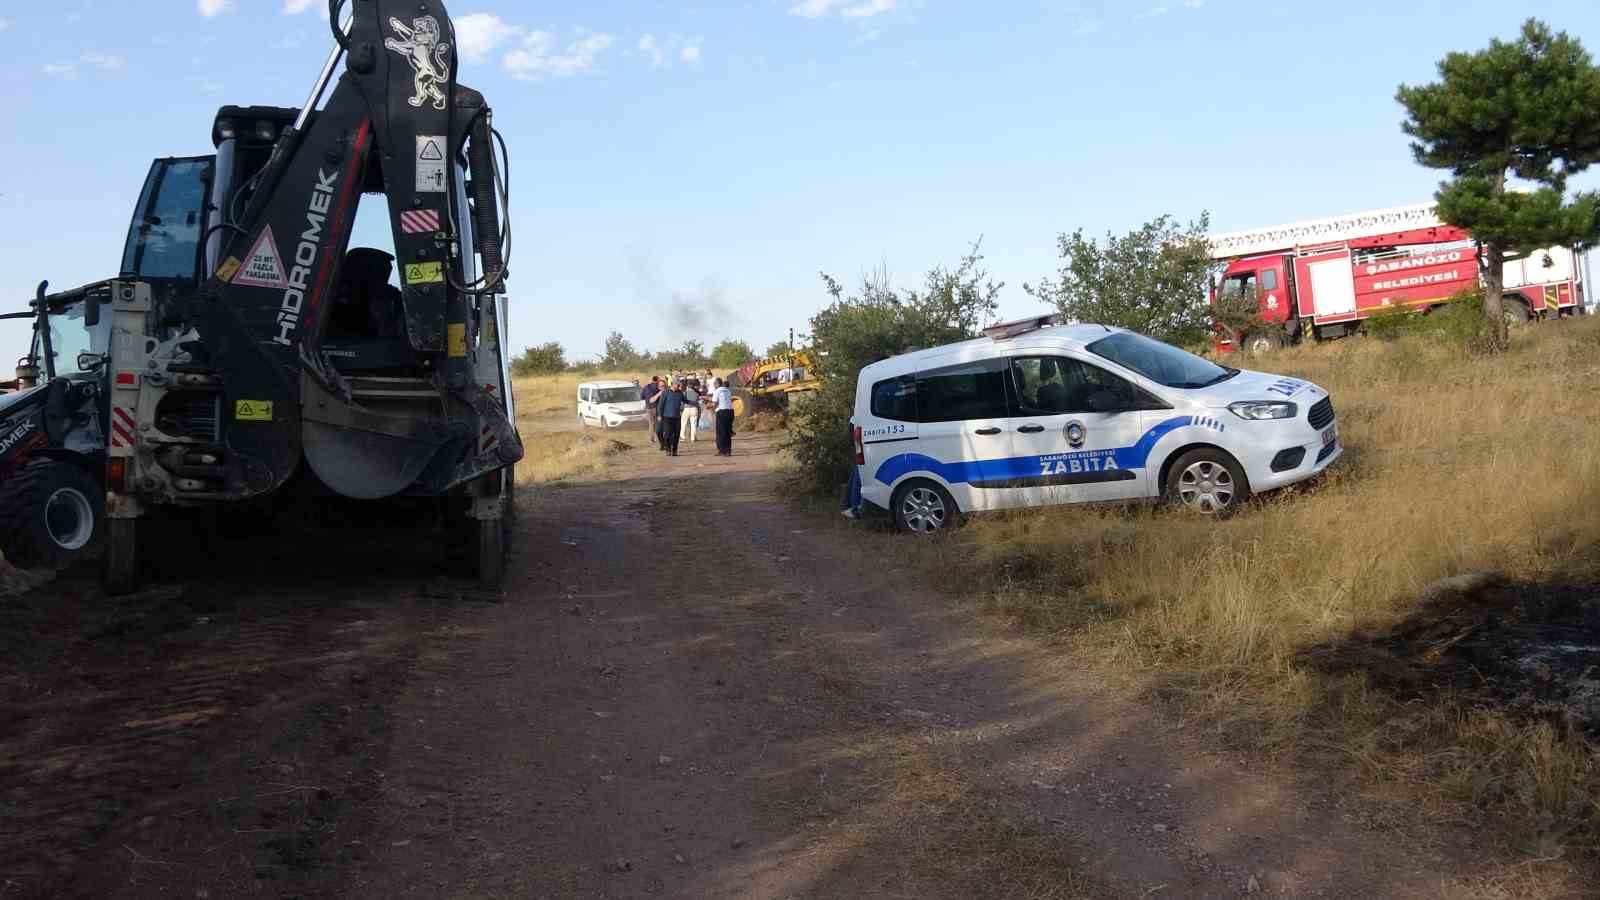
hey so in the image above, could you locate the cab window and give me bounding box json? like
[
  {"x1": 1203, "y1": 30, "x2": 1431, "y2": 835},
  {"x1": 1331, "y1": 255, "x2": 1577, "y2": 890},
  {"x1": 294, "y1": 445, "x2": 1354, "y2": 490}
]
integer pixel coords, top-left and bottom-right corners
[
  {"x1": 579, "y1": 388, "x2": 591, "y2": 402},
  {"x1": 870, "y1": 375, "x2": 916, "y2": 422},
  {"x1": 121, "y1": 157, "x2": 212, "y2": 282},
  {"x1": 1220, "y1": 271, "x2": 1258, "y2": 299},
  {"x1": 916, "y1": 359, "x2": 1009, "y2": 422},
  {"x1": 1011, "y1": 356, "x2": 1156, "y2": 414},
  {"x1": 1261, "y1": 269, "x2": 1278, "y2": 291}
]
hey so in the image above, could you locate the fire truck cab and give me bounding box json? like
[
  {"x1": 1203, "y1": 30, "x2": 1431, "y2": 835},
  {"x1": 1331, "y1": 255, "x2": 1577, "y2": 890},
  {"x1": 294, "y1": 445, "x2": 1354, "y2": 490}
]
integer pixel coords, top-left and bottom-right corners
[{"x1": 1211, "y1": 203, "x2": 1586, "y2": 353}]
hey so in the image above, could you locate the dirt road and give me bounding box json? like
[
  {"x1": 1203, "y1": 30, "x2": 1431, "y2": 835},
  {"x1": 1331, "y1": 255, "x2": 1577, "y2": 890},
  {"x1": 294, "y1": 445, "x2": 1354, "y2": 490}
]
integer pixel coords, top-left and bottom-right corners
[{"x1": 0, "y1": 427, "x2": 1546, "y2": 897}]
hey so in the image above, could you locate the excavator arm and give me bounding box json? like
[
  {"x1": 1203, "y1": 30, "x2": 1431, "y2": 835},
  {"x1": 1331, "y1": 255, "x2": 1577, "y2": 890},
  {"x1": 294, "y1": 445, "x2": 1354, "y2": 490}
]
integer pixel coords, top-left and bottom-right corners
[{"x1": 193, "y1": 0, "x2": 518, "y2": 501}]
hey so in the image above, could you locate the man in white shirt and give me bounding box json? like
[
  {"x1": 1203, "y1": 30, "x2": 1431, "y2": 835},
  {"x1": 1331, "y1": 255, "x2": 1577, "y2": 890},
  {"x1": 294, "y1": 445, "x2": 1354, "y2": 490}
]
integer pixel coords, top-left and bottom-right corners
[
  {"x1": 711, "y1": 379, "x2": 735, "y2": 456},
  {"x1": 680, "y1": 381, "x2": 701, "y2": 444}
]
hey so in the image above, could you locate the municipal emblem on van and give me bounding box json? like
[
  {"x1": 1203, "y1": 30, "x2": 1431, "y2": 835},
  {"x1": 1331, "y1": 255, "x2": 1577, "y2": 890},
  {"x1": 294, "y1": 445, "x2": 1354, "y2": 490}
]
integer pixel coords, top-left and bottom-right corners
[{"x1": 1065, "y1": 420, "x2": 1086, "y2": 448}]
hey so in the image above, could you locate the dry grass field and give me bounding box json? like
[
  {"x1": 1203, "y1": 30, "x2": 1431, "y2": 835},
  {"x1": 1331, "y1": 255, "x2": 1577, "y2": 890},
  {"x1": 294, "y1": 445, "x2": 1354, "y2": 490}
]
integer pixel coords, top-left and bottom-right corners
[
  {"x1": 510, "y1": 370, "x2": 652, "y2": 485},
  {"x1": 941, "y1": 316, "x2": 1600, "y2": 857}
]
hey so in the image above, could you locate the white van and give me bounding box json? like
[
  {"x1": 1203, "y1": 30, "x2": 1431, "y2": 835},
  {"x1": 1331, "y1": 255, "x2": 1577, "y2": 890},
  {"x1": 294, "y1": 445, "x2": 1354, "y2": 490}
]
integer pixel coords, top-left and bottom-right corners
[
  {"x1": 852, "y1": 315, "x2": 1341, "y2": 532},
  {"x1": 577, "y1": 380, "x2": 648, "y2": 429}
]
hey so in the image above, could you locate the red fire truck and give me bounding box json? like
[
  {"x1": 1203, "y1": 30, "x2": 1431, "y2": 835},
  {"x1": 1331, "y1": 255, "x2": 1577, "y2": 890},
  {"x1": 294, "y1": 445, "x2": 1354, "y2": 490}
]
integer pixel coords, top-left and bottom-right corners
[{"x1": 1210, "y1": 202, "x2": 1587, "y2": 353}]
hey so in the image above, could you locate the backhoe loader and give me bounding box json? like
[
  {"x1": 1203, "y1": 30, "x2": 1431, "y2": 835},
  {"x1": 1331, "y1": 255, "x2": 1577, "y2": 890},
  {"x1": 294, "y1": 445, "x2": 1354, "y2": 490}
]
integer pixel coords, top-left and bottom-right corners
[{"x1": 0, "y1": 0, "x2": 522, "y2": 590}]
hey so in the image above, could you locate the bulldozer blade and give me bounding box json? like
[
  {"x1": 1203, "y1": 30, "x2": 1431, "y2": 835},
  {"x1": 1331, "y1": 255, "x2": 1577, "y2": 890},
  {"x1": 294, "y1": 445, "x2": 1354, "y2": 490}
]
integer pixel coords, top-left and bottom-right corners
[
  {"x1": 299, "y1": 368, "x2": 452, "y2": 500},
  {"x1": 303, "y1": 421, "x2": 445, "y2": 499}
]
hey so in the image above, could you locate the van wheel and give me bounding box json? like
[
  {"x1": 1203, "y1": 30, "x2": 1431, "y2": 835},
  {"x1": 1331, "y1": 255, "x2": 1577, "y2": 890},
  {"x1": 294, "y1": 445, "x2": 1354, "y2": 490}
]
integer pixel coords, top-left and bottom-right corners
[
  {"x1": 0, "y1": 461, "x2": 102, "y2": 568},
  {"x1": 1166, "y1": 449, "x2": 1249, "y2": 518},
  {"x1": 892, "y1": 480, "x2": 956, "y2": 534}
]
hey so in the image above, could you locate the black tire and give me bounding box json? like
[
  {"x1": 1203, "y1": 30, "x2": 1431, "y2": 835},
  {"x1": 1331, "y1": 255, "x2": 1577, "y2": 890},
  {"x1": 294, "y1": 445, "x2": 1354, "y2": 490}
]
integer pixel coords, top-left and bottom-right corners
[
  {"x1": 104, "y1": 518, "x2": 139, "y2": 595},
  {"x1": 0, "y1": 460, "x2": 102, "y2": 569},
  {"x1": 891, "y1": 479, "x2": 957, "y2": 535},
  {"x1": 1165, "y1": 448, "x2": 1250, "y2": 518},
  {"x1": 1502, "y1": 297, "x2": 1531, "y2": 329},
  {"x1": 730, "y1": 386, "x2": 755, "y2": 421},
  {"x1": 477, "y1": 515, "x2": 505, "y2": 587},
  {"x1": 1243, "y1": 331, "x2": 1286, "y2": 356}
]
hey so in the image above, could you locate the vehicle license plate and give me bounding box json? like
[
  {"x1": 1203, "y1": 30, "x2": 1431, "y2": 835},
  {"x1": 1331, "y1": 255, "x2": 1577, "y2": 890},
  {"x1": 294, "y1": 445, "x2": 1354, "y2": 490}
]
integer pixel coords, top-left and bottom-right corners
[{"x1": 1321, "y1": 424, "x2": 1337, "y2": 447}]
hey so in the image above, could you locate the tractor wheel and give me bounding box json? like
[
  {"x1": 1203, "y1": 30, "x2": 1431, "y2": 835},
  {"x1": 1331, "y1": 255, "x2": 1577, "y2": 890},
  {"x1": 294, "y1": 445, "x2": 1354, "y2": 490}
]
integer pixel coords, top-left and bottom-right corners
[
  {"x1": 0, "y1": 460, "x2": 102, "y2": 569},
  {"x1": 730, "y1": 386, "x2": 756, "y2": 420},
  {"x1": 476, "y1": 515, "x2": 506, "y2": 587},
  {"x1": 104, "y1": 518, "x2": 140, "y2": 595}
]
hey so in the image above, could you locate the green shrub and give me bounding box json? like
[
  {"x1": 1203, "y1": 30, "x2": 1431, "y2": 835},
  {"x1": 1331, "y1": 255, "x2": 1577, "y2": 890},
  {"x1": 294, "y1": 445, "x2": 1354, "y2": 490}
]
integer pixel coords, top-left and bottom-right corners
[{"x1": 785, "y1": 243, "x2": 1001, "y2": 497}]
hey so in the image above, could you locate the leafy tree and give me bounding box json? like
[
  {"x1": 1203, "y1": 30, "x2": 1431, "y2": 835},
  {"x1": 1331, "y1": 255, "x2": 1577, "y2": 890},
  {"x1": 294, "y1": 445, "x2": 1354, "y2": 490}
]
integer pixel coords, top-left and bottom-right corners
[
  {"x1": 787, "y1": 241, "x2": 1002, "y2": 496},
  {"x1": 764, "y1": 340, "x2": 792, "y2": 357},
  {"x1": 1398, "y1": 19, "x2": 1600, "y2": 350},
  {"x1": 509, "y1": 341, "x2": 566, "y2": 376},
  {"x1": 1024, "y1": 213, "x2": 1214, "y2": 346},
  {"x1": 711, "y1": 339, "x2": 754, "y2": 368},
  {"x1": 600, "y1": 331, "x2": 641, "y2": 370}
]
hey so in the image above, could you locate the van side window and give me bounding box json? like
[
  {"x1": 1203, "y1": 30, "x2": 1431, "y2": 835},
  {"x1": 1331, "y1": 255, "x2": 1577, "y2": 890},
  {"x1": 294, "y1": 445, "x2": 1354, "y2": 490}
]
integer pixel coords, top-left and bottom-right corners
[
  {"x1": 1011, "y1": 356, "x2": 1149, "y2": 414},
  {"x1": 916, "y1": 359, "x2": 1009, "y2": 423},
  {"x1": 870, "y1": 376, "x2": 917, "y2": 422},
  {"x1": 579, "y1": 387, "x2": 590, "y2": 402}
]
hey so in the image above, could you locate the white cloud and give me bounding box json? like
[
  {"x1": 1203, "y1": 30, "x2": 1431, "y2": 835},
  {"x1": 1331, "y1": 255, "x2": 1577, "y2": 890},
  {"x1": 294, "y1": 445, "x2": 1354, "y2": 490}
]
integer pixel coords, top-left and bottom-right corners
[
  {"x1": 503, "y1": 30, "x2": 613, "y2": 80},
  {"x1": 680, "y1": 43, "x2": 700, "y2": 63},
  {"x1": 842, "y1": 0, "x2": 894, "y2": 18},
  {"x1": 1182, "y1": 0, "x2": 1206, "y2": 6},
  {"x1": 282, "y1": 0, "x2": 313, "y2": 13},
  {"x1": 0, "y1": 18, "x2": 10, "y2": 31},
  {"x1": 455, "y1": 13, "x2": 522, "y2": 63},
  {"x1": 82, "y1": 52, "x2": 124, "y2": 70},
  {"x1": 1072, "y1": 18, "x2": 1100, "y2": 36},
  {"x1": 638, "y1": 34, "x2": 665, "y2": 67},
  {"x1": 42, "y1": 62, "x2": 77, "y2": 79},
  {"x1": 787, "y1": 0, "x2": 834, "y2": 18},
  {"x1": 789, "y1": 0, "x2": 895, "y2": 18},
  {"x1": 1135, "y1": 6, "x2": 1169, "y2": 19},
  {"x1": 197, "y1": 0, "x2": 230, "y2": 18}
]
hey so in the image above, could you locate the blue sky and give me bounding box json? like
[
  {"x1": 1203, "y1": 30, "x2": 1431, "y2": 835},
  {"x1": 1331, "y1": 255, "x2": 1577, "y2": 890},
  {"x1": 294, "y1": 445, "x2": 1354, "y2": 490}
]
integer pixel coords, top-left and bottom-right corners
[{"x1": 2, "y1": 0, "x2": 1597, "y2": 361}]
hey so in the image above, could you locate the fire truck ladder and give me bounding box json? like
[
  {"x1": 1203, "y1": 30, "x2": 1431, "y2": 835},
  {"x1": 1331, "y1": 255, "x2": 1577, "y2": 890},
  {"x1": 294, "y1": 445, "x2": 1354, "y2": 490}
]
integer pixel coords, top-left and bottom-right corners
[{"x1": 1207, "y1": 202, "x2": 1447, "y2": 260}]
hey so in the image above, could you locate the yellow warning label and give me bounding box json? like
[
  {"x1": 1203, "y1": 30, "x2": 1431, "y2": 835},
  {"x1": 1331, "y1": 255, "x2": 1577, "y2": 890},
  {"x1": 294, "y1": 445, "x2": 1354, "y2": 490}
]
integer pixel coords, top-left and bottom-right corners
[
  {"x1": 216, "y1": 256, "x2": 242, "y2": 282},
  {"x1": 404, "y1": 261, "x2": 444, "y2": 285},
  {"x1": 447, "y1": 323, "x2": 467, "y2": 357},
  {"x1": 235, "y1": 399, "x2": 273, "y2": 422}
]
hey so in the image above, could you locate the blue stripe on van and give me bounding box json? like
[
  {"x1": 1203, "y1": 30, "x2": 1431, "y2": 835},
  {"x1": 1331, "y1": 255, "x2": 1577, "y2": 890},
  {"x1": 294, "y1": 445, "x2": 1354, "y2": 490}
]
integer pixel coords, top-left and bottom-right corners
[{"x1": 872, "y1": 415, "x2": 1194, "y2": 487}]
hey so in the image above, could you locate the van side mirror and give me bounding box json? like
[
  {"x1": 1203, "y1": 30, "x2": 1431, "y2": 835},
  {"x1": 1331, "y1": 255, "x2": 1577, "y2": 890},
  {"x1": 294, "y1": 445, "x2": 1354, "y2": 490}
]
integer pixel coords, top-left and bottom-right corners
[{"x1": 77, "y1": 352, "x2": 106, "y2": 372}]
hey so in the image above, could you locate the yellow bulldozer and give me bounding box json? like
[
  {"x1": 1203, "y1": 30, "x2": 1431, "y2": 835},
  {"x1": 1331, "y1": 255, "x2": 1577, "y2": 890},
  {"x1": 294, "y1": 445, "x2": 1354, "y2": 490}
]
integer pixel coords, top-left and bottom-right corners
[{"x1": 726, "y1": 350, "x2": 821, "y2": 420}]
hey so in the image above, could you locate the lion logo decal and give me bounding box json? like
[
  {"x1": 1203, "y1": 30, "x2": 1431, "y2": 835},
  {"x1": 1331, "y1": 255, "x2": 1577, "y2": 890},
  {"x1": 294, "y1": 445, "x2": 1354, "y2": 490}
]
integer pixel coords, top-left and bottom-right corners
[{"x1": 384, "y1": 15, "x2": 451, "y2": 110}]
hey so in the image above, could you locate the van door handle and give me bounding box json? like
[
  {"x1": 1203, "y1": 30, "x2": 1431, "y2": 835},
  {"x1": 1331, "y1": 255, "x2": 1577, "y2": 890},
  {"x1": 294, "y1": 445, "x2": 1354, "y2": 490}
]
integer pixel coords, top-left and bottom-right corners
[
  {"x1": 1016, "y1": 424, "x2": 1045, "y2": 434},
  {"x1": 973, "y1": 427, "x2": 1002, "y2": 435}
]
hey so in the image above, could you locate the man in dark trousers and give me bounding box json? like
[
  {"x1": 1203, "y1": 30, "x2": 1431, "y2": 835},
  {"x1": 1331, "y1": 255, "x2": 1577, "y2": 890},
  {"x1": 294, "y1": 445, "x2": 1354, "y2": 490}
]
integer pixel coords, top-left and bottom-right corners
[
  {"x1": 657, "y1": 378, "x2": 686, "y2": 456},
  {"x1": 711, "y1": 378, "x2": 735, "y2": 456},
  {"x1": 640, "y1": 376, "x2": 662, "y2": 449}
]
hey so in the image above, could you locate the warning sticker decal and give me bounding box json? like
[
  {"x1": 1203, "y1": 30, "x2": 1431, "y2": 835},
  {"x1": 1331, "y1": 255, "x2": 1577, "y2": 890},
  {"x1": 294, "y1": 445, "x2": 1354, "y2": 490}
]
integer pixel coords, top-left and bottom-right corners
[
  {"x1": 447, "y1": 322, "x2": 466, "y2": 357},
  {"x1": 231, "y1": 226, "x2": 290, "y2": 289},
  {"x1": 416, "y1": 135, "x2": 446, "y2": 193},
  {"x1": 216, "y1": 256, "x2": 242, "y2": 282},
  {"x1": 234, "y1": 399, "x2": 274, "y2": 422},
  {"x1": 404, "y1": 261, "x2": 444, "y2": 285}
]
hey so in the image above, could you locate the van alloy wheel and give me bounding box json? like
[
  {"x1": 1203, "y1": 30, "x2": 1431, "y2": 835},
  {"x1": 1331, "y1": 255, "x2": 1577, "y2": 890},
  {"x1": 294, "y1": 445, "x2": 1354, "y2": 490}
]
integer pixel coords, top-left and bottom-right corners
[
  {"x1": 900, "y1": 485, "x2": 948, "y2": 533},
  {"x1": 1176, "y1": 460, "x2": 1235, "y2": 514}
]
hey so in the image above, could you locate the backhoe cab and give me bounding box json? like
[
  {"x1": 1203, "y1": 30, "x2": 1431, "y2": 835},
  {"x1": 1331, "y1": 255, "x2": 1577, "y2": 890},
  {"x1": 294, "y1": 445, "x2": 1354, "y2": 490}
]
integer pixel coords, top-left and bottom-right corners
[{"x1": 1, "y1": 0, "x2": 522, "y2": 590}]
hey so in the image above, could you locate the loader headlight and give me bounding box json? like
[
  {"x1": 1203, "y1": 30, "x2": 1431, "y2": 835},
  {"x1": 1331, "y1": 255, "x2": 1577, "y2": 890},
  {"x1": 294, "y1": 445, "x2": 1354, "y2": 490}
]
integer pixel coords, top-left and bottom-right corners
[{"x1": 1228, "y1": 401, "x2": 1297, "y2": 420}]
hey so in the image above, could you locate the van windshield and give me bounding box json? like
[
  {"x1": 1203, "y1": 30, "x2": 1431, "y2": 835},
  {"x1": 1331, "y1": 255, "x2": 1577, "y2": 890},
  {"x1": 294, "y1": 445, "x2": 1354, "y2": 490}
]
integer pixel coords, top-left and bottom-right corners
[
  {"x1": 1086, "y1": 331, "x2": 1237, "y2": 389},
  {"x1": 594, "y1": 387, "x2": 637, "y2": 404}
]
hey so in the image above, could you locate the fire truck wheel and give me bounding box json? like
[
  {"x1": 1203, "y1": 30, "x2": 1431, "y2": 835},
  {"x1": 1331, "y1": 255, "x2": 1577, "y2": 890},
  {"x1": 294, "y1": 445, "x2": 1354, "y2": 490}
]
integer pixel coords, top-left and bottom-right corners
[
  {"x1": 1243, "y1": 331, "x2": 1286, "y2": 355},
  {"x1": 1502, "y1": 297, "x2": 1531, "y2": 328},
  {"x1": 104, "y1": 519, "x2": 140, "y2": 595},
  {"x1": 0, "y1": 460, "x2": 103, "y2": 569},
  {"x1": 1165, "y1": 449, "x2": 1250, "y2": 519}
]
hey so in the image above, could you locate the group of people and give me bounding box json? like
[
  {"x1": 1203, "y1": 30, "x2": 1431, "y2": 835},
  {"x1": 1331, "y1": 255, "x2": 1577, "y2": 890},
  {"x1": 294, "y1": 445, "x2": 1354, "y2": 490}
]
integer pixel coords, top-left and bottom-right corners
[{"x1": 640, "y1": 374, "x2": 736, "y2": 457}]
